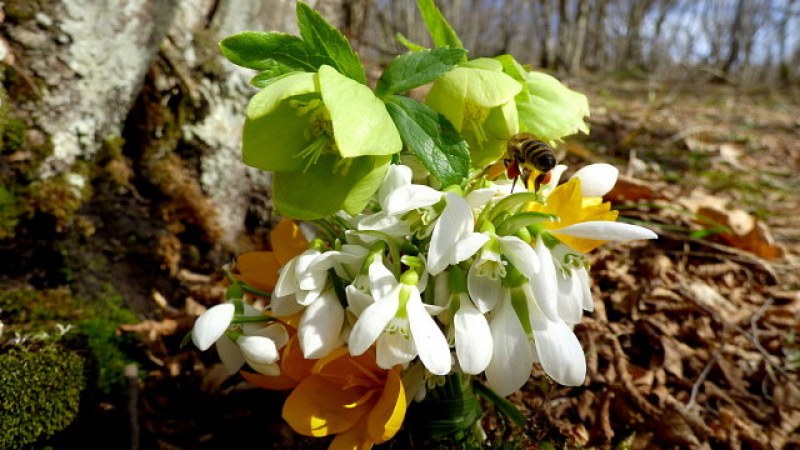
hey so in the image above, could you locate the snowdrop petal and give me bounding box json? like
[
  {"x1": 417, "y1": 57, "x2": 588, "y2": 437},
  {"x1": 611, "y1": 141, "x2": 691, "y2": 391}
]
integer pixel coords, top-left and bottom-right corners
[
  {"x1": 237, "y1": 335, "x2": 279, "y2": 365},
  {"x1": 378, "y1": 164, "x2": 412, "y2": 208},
  {"x1": 573, "y1": 163, "x2": 618, "y2": 197},
  {"x1": 468, "y1": 264, "x2": 502, "y2": 313},
  {"x1": 575, "y1": 267, "x2": 594, "y2": 312},
  {"x1": 246, "y1": 360, "x2": 281, "y2": 376},
  {"x1": 384, "y1": 184, "x2": 442, "y2": 215},
  {"x1": 274, "y1": 257, "x2": 299, "y2": 297},
  {"x1": 557, "y1": 273, "x2": 583, "y2": 325},
  {"x1": 407, "y1": 289, "x2": 451, "y2": 375},
  {"x1": 454, "y1": 298, "x2": 493, "y2": 374},
  {"x1": 368, "y1": 260, "x2": 397, "y2": 300},
  {"x1": 192, "y1": 303, "x2": 234, "y2": 351},
  {"x1": 216, "y1": 334, "x2": 245, "y2": 374},
  {"x1": 298, "y1": 290, "x2": 344, "y2": 359},
  {"x1": 345, "y1": 285, "x2": 374, "y2": 317},
  {"x1": 530, "y1": 306, "x2": 586, "y2": 386},
  {"x1": 295, "y1": 251, "x2": 326, "y2": 291},
  {"x1": 485, "y1": 294, "x2": 534, "y2": 397},
  {"x1": 357, "y1": 212, "x2": 410, "y2": 237},
  {"x1": 252, "y1": 323, "x2": 290, "y2": 350},
  {"x1": 349, "y1": 286, "x2": 401, "y2": 355},
  {"x1": 452, "y1": 233, "x2": 490, "y2": 264},
  {"x1": 376, "y1": 333, "x2": 416, "y2": 369},
  {"x1": 497, "y1": 235, "x2": 540, "y2": 279},
  {"x1": 531, "y1": 239, "x2": 559, "y2": 321},
  {"x1": 270, "y1": 294, "x2": 304, "y2": 316},
  {"x1": 555, "y1": 221, "x2": 658, "y2": 241}
]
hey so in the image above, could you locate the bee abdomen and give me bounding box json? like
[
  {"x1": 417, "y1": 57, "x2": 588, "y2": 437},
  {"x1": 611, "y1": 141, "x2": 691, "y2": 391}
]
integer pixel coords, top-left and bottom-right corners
[{"x1": 520, "y1": 140, "x2": 556, "y2": 172}]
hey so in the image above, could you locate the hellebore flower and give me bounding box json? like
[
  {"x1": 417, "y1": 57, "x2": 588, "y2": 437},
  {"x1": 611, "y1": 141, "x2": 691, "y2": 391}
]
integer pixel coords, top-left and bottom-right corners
[
  {"x1": 243, "y1": 66, "x2": 402, "y2": 219},
  {"x1": 282, "y1": 348, "x2": 406, "y2": 450},
  {"x1": 497, "y1": 55, "x2": 590, "y2": 146},
  {"x1": 425, "y1": 58, "x2": 522, "y2": 167}
]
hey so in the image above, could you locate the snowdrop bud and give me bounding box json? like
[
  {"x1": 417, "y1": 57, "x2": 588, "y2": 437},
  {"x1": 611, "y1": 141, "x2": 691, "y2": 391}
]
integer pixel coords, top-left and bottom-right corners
[
  {"x1": 192, "y1": 303, "x2": 235, "y2": 351},
  {"x1": 237, "y1": 335, "x2": 279, "y2": 365}
]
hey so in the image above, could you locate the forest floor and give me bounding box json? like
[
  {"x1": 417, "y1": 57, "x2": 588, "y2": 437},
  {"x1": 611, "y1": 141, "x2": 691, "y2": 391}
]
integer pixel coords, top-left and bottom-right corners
[
  {"x1": 122, "y1": 78, "x2": 800, "y2": 449},
  {"x1": 5, "y1": 77, "x2": 800, "y2": 450}
]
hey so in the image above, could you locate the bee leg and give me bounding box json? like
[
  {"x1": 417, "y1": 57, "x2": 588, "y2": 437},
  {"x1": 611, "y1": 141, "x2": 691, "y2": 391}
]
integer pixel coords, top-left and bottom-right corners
[{"x1": 533, "y1": 172, "x2": 552, "y2": 192}]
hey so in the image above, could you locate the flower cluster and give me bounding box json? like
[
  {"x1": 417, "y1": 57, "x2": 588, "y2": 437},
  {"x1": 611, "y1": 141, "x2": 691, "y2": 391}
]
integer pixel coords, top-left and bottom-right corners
[{"x1": 193, "y1": 1, "x2": 658, "y2": 448}]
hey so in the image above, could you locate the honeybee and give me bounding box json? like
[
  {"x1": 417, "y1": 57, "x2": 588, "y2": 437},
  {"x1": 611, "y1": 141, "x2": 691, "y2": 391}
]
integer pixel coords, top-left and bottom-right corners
[{"x1": 504, "y1": 133, "x2": 557, "y2": 192}]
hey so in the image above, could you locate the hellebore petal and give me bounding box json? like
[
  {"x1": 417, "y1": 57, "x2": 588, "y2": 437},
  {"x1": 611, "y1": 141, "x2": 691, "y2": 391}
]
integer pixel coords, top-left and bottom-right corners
[
  {"x1": 274, "y1": 154, "x2": 392, "y2": 220},
  {"x1": 518, "y1": 71, "x2": 590, "y2": 145},
  {"x1": 192, "y1": 303, "x2": 235, "y2": 351},
  {"x1": 572, "y1": 163, "x2": 618, "y2": 198},
  {"x1": 319, "y1": 65, "x2": 402, "y2": 158},
  {"x1": 243, "y1": 72, "x2": 318, "y2": 172}
]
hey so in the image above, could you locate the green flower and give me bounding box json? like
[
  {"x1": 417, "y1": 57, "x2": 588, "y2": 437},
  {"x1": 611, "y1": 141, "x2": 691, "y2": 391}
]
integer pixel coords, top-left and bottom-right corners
[
  {"x1": 424, "y1": 58, "x2": 522, "y2": 168},
  {"x1": 243, "y1": 65, "x2": 402, "y2": 219},
  {"x1": 498, "y1": 55, "x2": 590, "y2": 146}
]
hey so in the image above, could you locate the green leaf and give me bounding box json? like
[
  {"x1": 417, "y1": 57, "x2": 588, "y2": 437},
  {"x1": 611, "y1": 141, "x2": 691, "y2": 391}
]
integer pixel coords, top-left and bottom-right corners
[
  {"x1": 220, "y1": 31, "x2": 319, "y2": 72},
  {"x1": 395, "y1": 33, "x2": 427, "y2": 51},
  {"x1": 385, "y1": 95, "x2": 469, "y2": 186},
  {"x1": 496, "y1": 212, "x2": 558, "y2": 236},
  {"x1": 473, "y1": 380, "x2": 526, "y2": 426},
  {"x1": 296, "y1": 2, "x2": 366, "y2": 84},
  {"x1": 416, "y1": 0, "x2": 464, "y2": 50},
  {"x1": 319, "y1": 65, "x2": 401, "y2": 158},
  {"x1": 375, "y1": 47, "x2": 467, "y2": 97},
  {"x1": 249, "y1": 62, "x2": 298, "y2": 88},
  {"x1": 273, "y1": 155, "x2": 391, "y2": 220}
]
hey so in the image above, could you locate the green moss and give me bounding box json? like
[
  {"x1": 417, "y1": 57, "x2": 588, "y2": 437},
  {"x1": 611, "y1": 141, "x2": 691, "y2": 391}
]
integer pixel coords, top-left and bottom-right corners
[
  {"x1": 2, "y1": 118, "x2": 27, "y2": 154},
  {"x1": 28, "y1": 174, "x2": 90, "y2": 228},
  {"x1": 0, "y1": 344, "x2": 86, "y2": 448},
  {"x1": 0, "y1": 186, "x2": 27, "y2": 240},
  {"x1": 1, "y1": 287, "x2": 139, "y2": 395}
]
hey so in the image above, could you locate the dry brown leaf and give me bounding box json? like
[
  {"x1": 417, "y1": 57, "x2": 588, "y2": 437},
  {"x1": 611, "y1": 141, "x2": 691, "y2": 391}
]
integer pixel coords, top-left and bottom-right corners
[{"x1": 606, "y1": 174, "x2": 667, "y2": 203}]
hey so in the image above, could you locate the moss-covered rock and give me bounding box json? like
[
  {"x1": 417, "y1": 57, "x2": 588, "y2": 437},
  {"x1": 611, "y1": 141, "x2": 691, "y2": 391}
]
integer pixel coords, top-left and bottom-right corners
[{"x1": 0, "y1": 344, "x2": 86, "y2": 449}]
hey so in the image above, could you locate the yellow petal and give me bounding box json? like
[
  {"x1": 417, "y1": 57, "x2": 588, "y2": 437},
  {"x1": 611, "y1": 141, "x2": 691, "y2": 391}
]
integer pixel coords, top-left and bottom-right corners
[
  {"x1": 240, "y1": 370, "x2": 298, "y2": 391},
  {"x1": 236, "y1": 251, "x2": 280, "y2": 292},
  {"x1": 281, "y1": 335, "x2": 316, "y2": 383},
  {"x1": 272, "y1": 218, "x2": 308, "y2": 266},
  {"x1": 329, "y1": 419, "x2": 375, "y2": 450},
  {"x1": 541, "y1": 178, "x2": 583, "y2": 227},
  {"x1": 366, "y1": 367, "x2": 406, "y2": 444},
  {"x1": 283, "y1": 376, "x2": 371, "y2": 437}
]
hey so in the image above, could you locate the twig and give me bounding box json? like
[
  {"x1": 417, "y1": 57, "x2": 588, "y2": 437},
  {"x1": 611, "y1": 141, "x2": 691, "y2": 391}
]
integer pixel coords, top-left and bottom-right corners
[
  {"x1": 687, "y1": 350, "x2": 719, "y2": 409},
  {"x1": 125, "y1": 363, "x2": 140, "y2": 450},
  {"x1": 609, "y1": 333, "x2": 661, "y2": 418}
]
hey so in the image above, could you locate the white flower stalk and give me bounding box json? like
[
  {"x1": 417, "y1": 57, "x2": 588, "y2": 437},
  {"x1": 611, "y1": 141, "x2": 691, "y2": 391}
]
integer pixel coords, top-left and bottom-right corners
[
  {"x1": 427, "y1": 192, "x2": 489, "y2": 275},
  {"x1": 349, "y1": 266, "x2": 450, "y2": 375}
]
